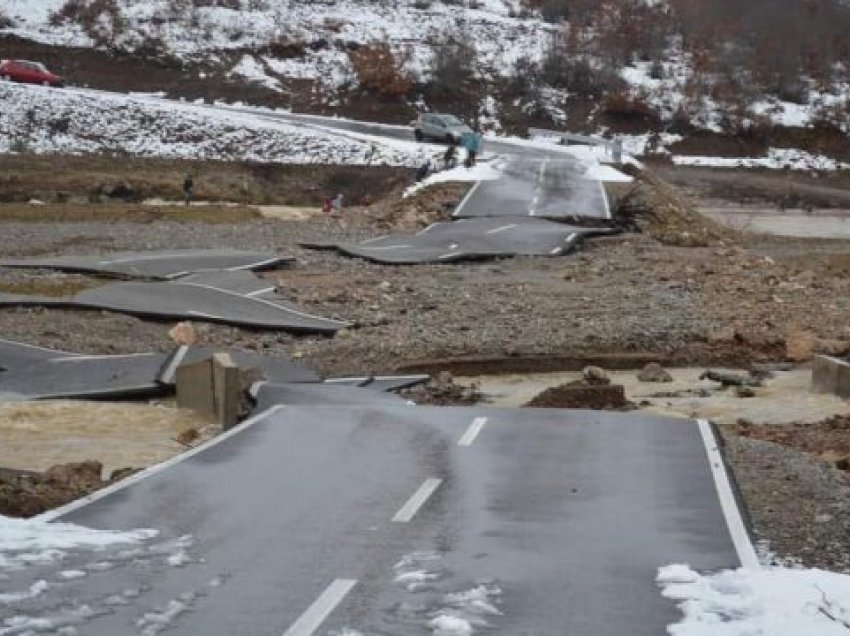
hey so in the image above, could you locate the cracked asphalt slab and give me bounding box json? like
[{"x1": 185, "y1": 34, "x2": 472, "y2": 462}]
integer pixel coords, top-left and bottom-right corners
[
  {"x1": 303, "y1": 217, "x2": 610, "y2": 264},
  {"x1": 0, "y1": 249, "x2": 290, "y2": 280},
  {"x1": 8, "y1": 406, "x2": 747, "y2": 636},
  {"x1": 0, "y1": 270, "x2": 349, "y2": 334}
]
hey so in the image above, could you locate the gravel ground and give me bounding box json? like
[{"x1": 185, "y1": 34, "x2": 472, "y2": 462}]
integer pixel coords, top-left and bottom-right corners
[
  {"x1": 3, "y1": 170, "x2": 850, "y2": 568},
  {"x1": 723, "y1": 433, "x2": 850, "y2": 572}
]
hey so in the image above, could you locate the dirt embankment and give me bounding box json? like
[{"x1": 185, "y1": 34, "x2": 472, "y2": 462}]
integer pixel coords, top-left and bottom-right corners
[{"x1": 0, "y1": 154, "x2": 412, "y2": 206}]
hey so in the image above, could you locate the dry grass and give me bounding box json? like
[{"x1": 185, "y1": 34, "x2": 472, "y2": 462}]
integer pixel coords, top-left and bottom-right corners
[
  {"x1": 0, "y1": 277, "x2": 99, "y2": 297},
  {"x1": 0, "y1": 203, "x2": 261, "y2": 224}
]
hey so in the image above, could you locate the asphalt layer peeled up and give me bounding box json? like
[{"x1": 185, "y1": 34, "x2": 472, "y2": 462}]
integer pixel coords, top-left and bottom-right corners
[
  {"x1": 303, "y1": 217, "x2": 611, "y2": 264},
  {"x1": 13, "y1": 405, "x2": 750, "y2": 636},
  {"x1": 0, "y1": 271, "x2": 349, "y2": 334},
  {"x1": 0, "y1": 249, "x2": 291, "y2": 280}
]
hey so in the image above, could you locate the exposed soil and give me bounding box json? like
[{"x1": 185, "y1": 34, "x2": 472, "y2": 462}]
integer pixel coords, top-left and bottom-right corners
[
  {"x1": 0, "y1": 154, "x2": 412, "y2": 206},
  {"x1": 0, "y1": 461, "x2": 137, "y2": 518},
  {"x1": 524, "y1": 381, "x2": 635, "y2": 411},
  {"x1": 3, "y1": 156, "x2": 850, "y2": 569}
]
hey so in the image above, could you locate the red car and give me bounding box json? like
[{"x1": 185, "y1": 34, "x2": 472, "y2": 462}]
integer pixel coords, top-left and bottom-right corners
[{"x1": 0, "y1": 59, "x2": 64, "y2": 87}]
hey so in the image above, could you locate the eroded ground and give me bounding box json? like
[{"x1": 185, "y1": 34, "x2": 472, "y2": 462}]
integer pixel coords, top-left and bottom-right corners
[{"x1": 1, "y1": 155, "x2": 849, "y2": 570}]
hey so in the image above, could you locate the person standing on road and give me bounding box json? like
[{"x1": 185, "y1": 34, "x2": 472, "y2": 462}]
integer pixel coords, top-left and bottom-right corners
[
  {"x1": 183, "y1": 173, "x2": 194, "y2": 206},
  {"x1": 463, "y1": 128, "x2": 482, "y2": 168}
]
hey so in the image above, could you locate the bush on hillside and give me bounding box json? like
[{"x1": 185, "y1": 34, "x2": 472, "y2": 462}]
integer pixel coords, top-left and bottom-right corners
[{"x1": 349, "y1": 43, "x2": 413, "y2": 98}]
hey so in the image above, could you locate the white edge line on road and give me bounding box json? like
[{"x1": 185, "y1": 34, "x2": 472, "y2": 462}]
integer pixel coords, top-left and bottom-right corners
[
  {"x1": 453, "y1": 180, "x2": 483, "y2": 217},
  {"x1": 696, "y1": 419, "x2": 760, "y2": 569},
  {"x1": 158, "y1": 344, "x2": 191, "y2": 385},
  {"x1": 48, "y1": 353, "x2": 156, "y2": 362},
  {"x1": 282, "y1": 579, "x2": 357, "y2": 636},
  {"x1": 392, "y1": 478, "x2": 443, "y2": 523},
  {"x1": 246, "y1": 286, "x2": 277, "y2": 297},
  {"x1": 458, "y1": 416, "x2": 488, "y2": 446},
  {"x1": 38, "y1": 405, "x2": 287, "y2": 522},
  {"x1": 361, "y1": 234, "x2": 389, "y2": 244}
]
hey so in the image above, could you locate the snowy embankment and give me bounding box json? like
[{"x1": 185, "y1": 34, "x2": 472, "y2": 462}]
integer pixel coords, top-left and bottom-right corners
[
  {"x1": 0, "y1": 83, "x2": 426, "y2": 166},
  {"x1": 659, "y1": 564, "x2": 850, "y2": 635}
]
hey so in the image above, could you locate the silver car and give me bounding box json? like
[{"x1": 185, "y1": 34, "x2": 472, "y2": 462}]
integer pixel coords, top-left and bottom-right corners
[{"x1": 413, "y1": 113, "x2": 473, "y2": 143}]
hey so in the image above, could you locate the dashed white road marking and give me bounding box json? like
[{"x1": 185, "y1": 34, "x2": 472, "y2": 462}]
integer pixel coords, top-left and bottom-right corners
[
  {"x1": 697, "y1": 419, "x2": 760, "y2": 569},
  {"x1": 486, "y1": 224, "x2": 518, "y2": 235},
  {"x1": 282, "y1": 578, "x2": 357, "y2": 636},
  {"x1": 550, "y1": 247, "x2": 562, "y2": 255},
  {"x1": 458, "y1": 417, "x2": 488, "y2": 446},
  {"x1": 392, "y1": 478, "x2": 443, "y2": 523}
]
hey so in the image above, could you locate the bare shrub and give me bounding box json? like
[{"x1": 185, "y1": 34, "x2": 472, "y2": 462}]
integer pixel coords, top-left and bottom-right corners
[
  {"x1": 50, "y1": 0, "x2": 125, "y2": 48},
  {"x1": 349, "y1": 43, "x2": 413, "y2": 97}
]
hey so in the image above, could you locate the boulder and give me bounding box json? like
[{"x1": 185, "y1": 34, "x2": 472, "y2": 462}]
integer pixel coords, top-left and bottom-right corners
[
  {"x1": 636, "y1": 362, "x2": 673, "y2": 383},
  {"x1": 582, "y1": 366, "x2": 610, "y2": 385}
]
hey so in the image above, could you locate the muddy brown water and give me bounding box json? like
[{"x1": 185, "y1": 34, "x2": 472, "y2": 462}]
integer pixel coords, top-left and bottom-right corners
[
  {"x1": 461, "y1": 367, "x2": 850, "y2": 425},
  {"x1": 0, "y1": 400, "x2": 213, "y2": 474}
]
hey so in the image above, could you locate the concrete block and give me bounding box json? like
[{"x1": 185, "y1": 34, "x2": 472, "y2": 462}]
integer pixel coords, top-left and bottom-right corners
[
  {"x1": 176, "y1": 357, "x2": 216, "y2": 420},
  {"x1": 212, "y1": 353, "x2": 241, "y2": 431},
  {"x1": 812, "y1": 355, "x2": 850, "y2": 398},
  {"x1": 176, "y1": 353, "x2": 260, "y2": 429}
]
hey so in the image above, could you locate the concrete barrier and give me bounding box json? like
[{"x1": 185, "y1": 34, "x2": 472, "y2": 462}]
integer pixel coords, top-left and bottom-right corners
[
  {"x1": 812, "y1": 355, "x2": 850, "y2": 398},
  {"x1": 176, "y1": 353, "x2": 262, "y2": 429}
]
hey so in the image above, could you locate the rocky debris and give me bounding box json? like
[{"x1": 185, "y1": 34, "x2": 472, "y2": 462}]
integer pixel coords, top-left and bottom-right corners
[
  {"x1": 355, "y1": 183, "x2": 468, "y2": 231},
  {"x1": 616, "y1": 167, "x2": 732, "y2": 247},
  {"x1": 0, "y1": 460, "x2": 137, "y2": 518},
  {"x1": 699, "y1": 369, "x2": 762, "y2": 388},
  {"x1": 400, "y1": 371, "x2": 480, "y2": 406},
  {"x1": 581, "y1": 366, "x2": 610, "y2": 385},
  {"x1": 731, "y1": 415, "x2": 850, "y2": 469},
  {"x1": 785, "y1": 328, "x2": 850, "y2": 362},
  {"x1": 176, "y1": 427, "x2": 200, "y2": 446},
  {"x1": 524, "y1": 381, "x2": 635, "y2": 411},
  {"x1": 722, "y1": 431, "x2": 850, "y2": 571},
  {"x1": 636, "y1": 362, "x2": 673, "y2": 383},
  {"x1": 169, "y1": 321, "x2": 198, "y2": 346}
]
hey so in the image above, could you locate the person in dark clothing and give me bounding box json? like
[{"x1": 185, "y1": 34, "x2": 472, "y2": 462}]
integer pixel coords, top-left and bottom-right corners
[
  {"x1": 183, "y1": 173, "x2": 194, "y2": 206},
  {"x1": 443, "y1": 143, "x2": 457, "y2": 170},
  {"x1": 415, "y1": 159, "x2": 431, "y2": 182}
]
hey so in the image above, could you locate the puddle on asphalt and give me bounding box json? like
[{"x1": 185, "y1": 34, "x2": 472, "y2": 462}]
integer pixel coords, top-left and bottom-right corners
[
  {"x1": 460, "y1": 367, "x2": 850, "y2": 425},
  {"x1": 0, "y1": 400, "x2": 214, "y2": 473}
]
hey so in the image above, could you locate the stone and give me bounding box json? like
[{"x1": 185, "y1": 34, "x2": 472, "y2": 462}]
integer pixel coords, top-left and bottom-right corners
[
  {"x1": 43, "y1": 461, "x2": 104, "y2": 491},
  {"x1": 636, "y1": 362, "x2": 673, "y2": 383},
  {"x1": 785, "y1": 328, "x2": 817, "y2": 362},
  {"x1": 168, "y1": 321, "x2": 198, "y2": 346},
  {"x1": 582, "y1": 366, "x2": 610, "y2": 385}
]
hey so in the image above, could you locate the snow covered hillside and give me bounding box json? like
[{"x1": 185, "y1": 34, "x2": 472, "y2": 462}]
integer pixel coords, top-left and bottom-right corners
[
  {"x1": 0, "y1": 82, "x2": 428, "y2": 165},
  {"x1": 0, "y1": 0, "x2": 848, "y2": 158}
]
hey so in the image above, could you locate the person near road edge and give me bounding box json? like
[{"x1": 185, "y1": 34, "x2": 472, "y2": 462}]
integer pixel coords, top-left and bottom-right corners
[
  {"x1": 462, "y1": 128, "x2": 482, "y2": 168},
  {"x1": 183, "y1": 173, "x2": 194, "y2": 206},
  {"x1": 443, "y1": 142, "x2": 457, "y2": 170},
  {"x1": 415, "y1": 159, "x2": 431, "y2": 182}
]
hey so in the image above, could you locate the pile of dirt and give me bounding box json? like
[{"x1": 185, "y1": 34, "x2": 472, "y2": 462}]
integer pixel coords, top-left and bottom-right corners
[
  {"x1": 524, "y1": 381, "x2": 635, "y2": 411},
  {"x1": 400, "y1": 371, "x2": 481, "y2": 406},
  {"x1": 358, "y1": 183, "x2": 470, "y2": 231},
  {"x1": 0, "y1": 461, "x2": 137, "y2": 518},
  {"x1": 729, "y1": 415, "x2": 850, "y2": 470},
  {"x1": 616, "y1": 167, "x2": 734, "y2": 247}
]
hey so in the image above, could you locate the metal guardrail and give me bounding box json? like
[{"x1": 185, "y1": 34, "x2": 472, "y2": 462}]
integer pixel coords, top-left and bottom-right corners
[{"x1": 527, "y1": 127, "x2": 624, "y2": 164}]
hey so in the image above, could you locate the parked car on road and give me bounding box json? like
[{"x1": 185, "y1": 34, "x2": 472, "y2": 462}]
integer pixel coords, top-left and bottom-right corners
[
  {"x1": 412, "y1": 113, "x2": 472, "y2": 143},
  {"x1": 0, "y1": 59, "x2": 64, "y2": 87}
]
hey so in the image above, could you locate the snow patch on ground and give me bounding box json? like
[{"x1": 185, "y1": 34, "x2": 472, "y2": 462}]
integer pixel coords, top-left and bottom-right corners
[
  {"x1": 672, "y1": 148, "x2": 850, "y2": 172},
  {"x1": 0, "y1": 513, "x2": 158, "y2": 572},
  {"x1": 404, "y1": 159, "x2": 506, "y2": 198},
  {"x1": 229, "y1": 55, "x2": 281, "y2": 92},
  {"x1": 659, "y1": 564, "x2": 850, "y2": 635}
]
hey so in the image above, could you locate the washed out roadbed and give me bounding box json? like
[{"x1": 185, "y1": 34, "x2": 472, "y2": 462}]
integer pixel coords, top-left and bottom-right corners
[{"x1": 3, "y1": 160, "x2": 850, "y2": 569}]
